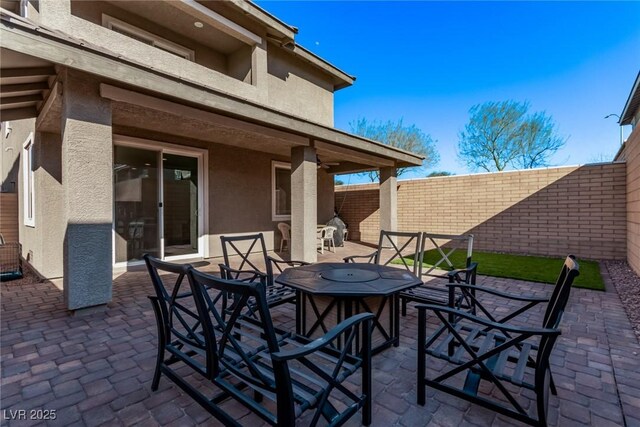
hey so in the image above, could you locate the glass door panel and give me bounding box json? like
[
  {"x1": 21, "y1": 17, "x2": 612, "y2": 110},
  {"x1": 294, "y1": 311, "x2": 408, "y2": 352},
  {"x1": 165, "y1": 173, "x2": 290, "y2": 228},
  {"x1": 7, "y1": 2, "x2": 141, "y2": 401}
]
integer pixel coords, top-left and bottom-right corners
[
  {"x1": 162, "y1": 153, "x2": 199, "y2": 257},
  {"x1": 114, "y1": 146, "x2": 159, "y2": 262}
]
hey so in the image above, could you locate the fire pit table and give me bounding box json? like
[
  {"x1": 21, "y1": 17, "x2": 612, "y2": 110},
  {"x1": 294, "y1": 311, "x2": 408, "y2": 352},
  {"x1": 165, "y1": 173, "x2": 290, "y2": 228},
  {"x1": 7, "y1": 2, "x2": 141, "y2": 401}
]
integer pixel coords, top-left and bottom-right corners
[{"x1": 276, "y1": 262, "x2": 421, "y2": 354}]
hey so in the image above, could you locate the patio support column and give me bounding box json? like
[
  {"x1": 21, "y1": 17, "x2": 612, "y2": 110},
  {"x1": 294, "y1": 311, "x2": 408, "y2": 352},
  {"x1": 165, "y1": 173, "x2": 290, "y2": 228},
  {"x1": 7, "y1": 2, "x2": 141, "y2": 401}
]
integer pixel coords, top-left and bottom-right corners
[
  {"x1": 61, "y1": 69, "x2": 113, "y2": 312},
  {"x1": 379, "y1": 167, "x2": 397, "y2": 232},
  {"x1": 291, "y1": 145, "x2": 317, "y2": 263}
]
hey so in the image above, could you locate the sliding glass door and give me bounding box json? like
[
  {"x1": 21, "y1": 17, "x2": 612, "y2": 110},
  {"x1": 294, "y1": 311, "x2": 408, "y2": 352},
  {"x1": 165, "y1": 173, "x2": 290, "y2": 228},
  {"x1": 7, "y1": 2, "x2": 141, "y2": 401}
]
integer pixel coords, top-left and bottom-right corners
[
  {"x1": 114, "y1": 146, "x2": 160, "y2": 263},
  {"x1": 162, "y1": 153, "x2": 199, "y2": 257},
  {"x1": 113, "y1": 142, "x2": 204, "y2": 265}
]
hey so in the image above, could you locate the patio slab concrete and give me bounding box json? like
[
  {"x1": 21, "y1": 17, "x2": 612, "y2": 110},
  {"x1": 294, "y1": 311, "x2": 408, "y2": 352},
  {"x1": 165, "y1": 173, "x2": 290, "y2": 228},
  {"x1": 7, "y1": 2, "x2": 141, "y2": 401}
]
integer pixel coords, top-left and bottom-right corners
[{"x1": 2, "y1": 242, "x2": 640, "y2": 426}]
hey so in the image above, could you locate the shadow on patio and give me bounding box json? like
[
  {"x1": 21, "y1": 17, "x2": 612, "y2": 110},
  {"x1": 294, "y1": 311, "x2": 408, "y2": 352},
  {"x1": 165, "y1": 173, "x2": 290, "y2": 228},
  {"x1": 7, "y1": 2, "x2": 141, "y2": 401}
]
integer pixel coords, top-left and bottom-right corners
[{"x1": 1, "y1": 241, "x2": 639, "y2": 426}]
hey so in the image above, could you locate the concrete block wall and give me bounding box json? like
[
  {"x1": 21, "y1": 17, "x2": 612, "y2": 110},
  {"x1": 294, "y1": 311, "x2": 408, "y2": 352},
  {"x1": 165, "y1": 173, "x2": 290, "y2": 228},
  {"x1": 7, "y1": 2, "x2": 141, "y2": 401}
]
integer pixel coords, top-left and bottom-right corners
[
  {"x1": 335, "y1": 163, "x2": 627, "y2": 260},
  {"x1": 617, "y1": 128, "x2": 640, "y2": 273}
]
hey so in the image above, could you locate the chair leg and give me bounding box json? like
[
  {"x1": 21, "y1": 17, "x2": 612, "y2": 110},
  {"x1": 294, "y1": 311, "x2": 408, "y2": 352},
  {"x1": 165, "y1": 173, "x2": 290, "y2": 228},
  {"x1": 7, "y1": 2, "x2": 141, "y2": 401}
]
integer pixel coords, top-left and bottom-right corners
[
  {"x1": 549, "y1": 372, "x2": 557, "y2": 396},
  {"x1": 280, "y1": 240, "x2": 284, "y2": 253},
  {"x1": 417, "y1": 308, "x2": 426, "y2": 406},
  {"x1": 149, "y1": 300, "x2": 165, "y2": 392},
  {"x1": 536, "y1": 389, "x2": 549, "y2": 427},
  {"x1": 151, "y1": 351, "x2": 163, "y2": 391}
]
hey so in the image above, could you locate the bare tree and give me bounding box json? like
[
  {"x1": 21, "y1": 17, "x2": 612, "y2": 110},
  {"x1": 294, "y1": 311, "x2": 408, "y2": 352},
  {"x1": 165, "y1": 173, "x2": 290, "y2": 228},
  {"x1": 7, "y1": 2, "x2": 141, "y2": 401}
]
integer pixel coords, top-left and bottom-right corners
[
  {"x1": 457, "y1": 101, "x2": 527, "y2": 172},
  {"x1": 457, "y1": 101, "x2": 566, "y2": 172},
  {"x1": 426, "y1": 171, "x2": 454, "y2": 177},
  {"x1": 350, "y1": 118, "x2": 439, "y2": 182},
  {"x1": 515, "y1": 112, "x2": 566, "y2": 169}
]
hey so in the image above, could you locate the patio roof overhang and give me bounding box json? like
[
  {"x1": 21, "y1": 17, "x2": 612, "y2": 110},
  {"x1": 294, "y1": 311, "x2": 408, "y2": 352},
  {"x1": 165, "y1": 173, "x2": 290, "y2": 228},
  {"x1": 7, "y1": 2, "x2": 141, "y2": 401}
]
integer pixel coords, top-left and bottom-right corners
[{"x1": 0, "y1": 9, "x2": 420, "y2": 173}]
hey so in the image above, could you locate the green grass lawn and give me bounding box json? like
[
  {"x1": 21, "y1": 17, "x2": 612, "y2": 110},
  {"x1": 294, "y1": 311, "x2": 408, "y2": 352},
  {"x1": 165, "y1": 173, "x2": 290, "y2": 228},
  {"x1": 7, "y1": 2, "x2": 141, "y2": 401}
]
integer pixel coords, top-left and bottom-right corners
[{"x1": 400, "y1": 250, "x2": 604, "y2": 291}]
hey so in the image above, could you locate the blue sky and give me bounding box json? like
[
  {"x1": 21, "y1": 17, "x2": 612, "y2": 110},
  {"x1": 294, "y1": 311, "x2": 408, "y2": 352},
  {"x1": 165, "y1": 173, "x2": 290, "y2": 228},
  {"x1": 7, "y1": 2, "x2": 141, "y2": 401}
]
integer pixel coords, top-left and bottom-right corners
[{"x1": 258, "y1": 1, "x2": 640, "y2": 181}]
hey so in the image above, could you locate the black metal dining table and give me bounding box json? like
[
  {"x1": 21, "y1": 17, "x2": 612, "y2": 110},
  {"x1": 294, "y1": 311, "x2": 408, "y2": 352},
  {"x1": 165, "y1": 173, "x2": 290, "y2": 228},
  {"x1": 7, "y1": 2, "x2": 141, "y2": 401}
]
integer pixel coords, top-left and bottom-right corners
[{"x1": 276, "y1": 262, "x2": 422, "y2": 354}]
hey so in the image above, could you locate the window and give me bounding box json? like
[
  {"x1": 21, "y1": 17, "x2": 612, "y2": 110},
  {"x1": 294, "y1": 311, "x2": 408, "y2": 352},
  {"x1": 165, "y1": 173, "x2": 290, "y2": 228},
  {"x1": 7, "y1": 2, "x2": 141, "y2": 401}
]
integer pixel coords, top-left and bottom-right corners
[
  {"x1": 272, "y1": 161, "x2": 291, "y2": 220},
  {"x1": 23, "y1": 133, "x2": 35, "y2": 227},
  {"x1": 102, "y1": 15, "x2": 195, "y2": 61}
]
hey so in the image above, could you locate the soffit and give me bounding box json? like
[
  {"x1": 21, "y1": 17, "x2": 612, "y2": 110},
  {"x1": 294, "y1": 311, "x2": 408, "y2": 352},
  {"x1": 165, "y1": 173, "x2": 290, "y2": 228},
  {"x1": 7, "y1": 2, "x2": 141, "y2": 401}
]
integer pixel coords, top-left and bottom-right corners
[
  {"x1": 109, "y1": 101, "x2": 375, "y2": 170},
  {"x1": 0, "y1": 0, "x2": 17, "y2": 15},
  {"x1": 101, "y1": 0, "x2": 246, "y2": 54},
  {"x1": 0, "y1": 48, "x2": 57, "y2": 121}
]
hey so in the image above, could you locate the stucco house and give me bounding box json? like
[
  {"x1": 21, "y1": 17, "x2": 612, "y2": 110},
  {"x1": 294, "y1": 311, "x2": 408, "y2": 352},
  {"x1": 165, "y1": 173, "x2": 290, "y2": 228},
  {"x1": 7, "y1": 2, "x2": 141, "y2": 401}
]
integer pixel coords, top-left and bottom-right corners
[
  {"x1": 0, "y1": 0, "x2": 423, "y2": 311},
  {"x1": 615, "y1": 71, "x2": 640, "y2": 274}
]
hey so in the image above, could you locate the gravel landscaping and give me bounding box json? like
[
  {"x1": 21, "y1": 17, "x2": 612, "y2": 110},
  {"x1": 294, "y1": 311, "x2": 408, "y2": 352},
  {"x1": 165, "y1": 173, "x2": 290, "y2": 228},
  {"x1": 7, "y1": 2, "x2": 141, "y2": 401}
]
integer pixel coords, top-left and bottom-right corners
[{"x1": 606, "y1": 260, "x2": 640, "y2": 341}]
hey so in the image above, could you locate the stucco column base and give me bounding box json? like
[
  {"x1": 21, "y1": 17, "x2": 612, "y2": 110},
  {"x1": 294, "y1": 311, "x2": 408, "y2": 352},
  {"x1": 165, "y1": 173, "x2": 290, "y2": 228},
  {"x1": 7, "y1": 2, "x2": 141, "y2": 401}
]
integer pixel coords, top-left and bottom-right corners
[
  {"x1": 291, "y1": 145, "x2": 317, "y2": 263},
  {"x1": 380, "y1": 167, "x2": 398, "y2": 233},
  {"x1": 61, "y1": 69, "x2": 113, "y2": 311},
  {"x1": 70, "y1": 304, "x2": 108, "y2": 317}
]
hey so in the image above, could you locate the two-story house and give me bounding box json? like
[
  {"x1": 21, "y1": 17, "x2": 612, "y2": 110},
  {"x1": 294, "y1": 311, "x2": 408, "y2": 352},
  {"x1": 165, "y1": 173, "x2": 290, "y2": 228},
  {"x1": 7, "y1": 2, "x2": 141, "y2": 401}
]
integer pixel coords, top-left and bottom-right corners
[{"x1": 0, "y1": 0, "x2": 423, "y2": 311}]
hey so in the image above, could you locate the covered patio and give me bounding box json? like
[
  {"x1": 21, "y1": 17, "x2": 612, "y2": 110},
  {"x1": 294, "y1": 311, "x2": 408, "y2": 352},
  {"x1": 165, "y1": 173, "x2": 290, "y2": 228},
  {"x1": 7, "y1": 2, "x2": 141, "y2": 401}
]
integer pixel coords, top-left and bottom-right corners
[
  {"x1": 0, "y1": 8, "x2": 423, "y2": 313},
  {"x1": 2, "y1": 241, "x2": 639, "y2": 426}
]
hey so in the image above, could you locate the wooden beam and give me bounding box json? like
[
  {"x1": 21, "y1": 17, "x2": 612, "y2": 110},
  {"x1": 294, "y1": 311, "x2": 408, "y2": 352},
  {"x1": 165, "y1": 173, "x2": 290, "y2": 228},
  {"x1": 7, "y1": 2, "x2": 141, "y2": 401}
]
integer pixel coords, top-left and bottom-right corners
[
  {"x1": 100, "y1": 84, "x2": 309, "y2": 147},
  {"x1": 0, "y1": 67, "x2": 55, "y2": 84},
  {"x1": 315, "y1": 140, "x2": 395, "y2": 167},
  {"x1": 0, "y1": 67, "x2": 55, "y2": 78},
  {"x1": 36, "y1": 80, "x2": 61, "y2": 132},
  {"x1": 0, "y1": 106, "x2": 37, "y2": 121},
  {"x1": 0, "y1": 82, "x2": 49, "y2": 97},
  {"x1": 0, "y1": 94, "x2": 42, "y2": 105},
  {"x1": 326, "y1": 162, "x2": 377, "y2": 175}
]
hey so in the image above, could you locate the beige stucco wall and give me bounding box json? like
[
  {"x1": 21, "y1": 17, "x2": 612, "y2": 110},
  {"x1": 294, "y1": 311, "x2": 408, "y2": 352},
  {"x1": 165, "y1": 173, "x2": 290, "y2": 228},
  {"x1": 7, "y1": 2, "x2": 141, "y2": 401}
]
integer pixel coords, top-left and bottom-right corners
[
  {"x1": 617, "y1": 127, "x2": 640, "y2": 273},
  {"x1": 207, "y1": 144, "x2": 334, "y2": 258},
  {"x1": 0, "y1": 119, "x2": 66, "y2": 278},
  {"x1": 33, "y1": 0, "x2": 337, "y2": 125},
  {"x1": 266, "y1": 44, "x2": 335, "y2": 126},
  {"x1": 8, "y1": 116, "x2": 336, "y2": 280},
  {"x1": 71, "y1": 1, "x2": 231, "y2": 77},
  {"x1": 0, "y1": 120, "x2": 26, "y2": 192},
  {"x1": 0, "y1": 119, "x2": 32, "y2": 247},
  {"x1": 336, "y1": 163, "x2": 627, "y2": 260}
]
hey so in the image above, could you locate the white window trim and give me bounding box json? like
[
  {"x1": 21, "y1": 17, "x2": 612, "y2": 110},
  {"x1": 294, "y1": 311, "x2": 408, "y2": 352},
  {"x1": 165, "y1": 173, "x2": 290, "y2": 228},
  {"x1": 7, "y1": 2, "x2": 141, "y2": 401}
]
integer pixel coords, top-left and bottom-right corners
[
  {"x1": 19, "y1": 0, "x2": 28, "y2": 18},
  {"x1": 102, "y1": 14, "x2": 195, "y2": 61},
  {"x1": 22, "y1": 133, "x2": 35, "y2": 228},
  {"x1": 272, "y1": 161, "x2": 291, "y2": 221}
]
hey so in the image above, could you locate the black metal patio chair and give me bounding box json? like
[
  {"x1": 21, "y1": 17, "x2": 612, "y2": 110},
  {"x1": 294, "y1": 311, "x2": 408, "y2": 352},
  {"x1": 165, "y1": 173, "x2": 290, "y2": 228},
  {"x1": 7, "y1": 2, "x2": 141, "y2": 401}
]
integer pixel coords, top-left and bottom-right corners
[
  {"x1": 220, "y1": 233, "x2": 308, "y2": 308},
  {"x1": 343, "y1": 230, "x2": 423, "y2": 275},
  {"x1": 400, "y1": 233, "x2": 478, "y2": 316},
  {"x1": 416, "y1": 255, "x2": 580, "y2": 427},
  {"x1": 186, "y1": 267, "x2": 374, "y2": 426},
  {"x1": 143, "y1": 255, "x2": 202, "y2": 392}
]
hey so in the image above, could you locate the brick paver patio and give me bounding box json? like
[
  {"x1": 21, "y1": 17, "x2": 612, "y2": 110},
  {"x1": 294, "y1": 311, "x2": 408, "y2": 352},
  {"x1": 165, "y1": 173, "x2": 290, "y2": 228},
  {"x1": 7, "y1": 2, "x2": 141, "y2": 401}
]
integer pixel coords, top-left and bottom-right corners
[{"x1": 2, "y1": 242, "x2": 640, "y2": 426}]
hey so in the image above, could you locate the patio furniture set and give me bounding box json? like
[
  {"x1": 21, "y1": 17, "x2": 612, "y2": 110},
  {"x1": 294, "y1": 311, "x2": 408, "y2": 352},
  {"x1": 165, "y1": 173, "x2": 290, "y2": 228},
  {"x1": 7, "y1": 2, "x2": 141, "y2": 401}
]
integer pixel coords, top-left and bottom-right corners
[
  {"x1": 143, "y1": 230, "x2": 579, "y2": 427},
  {"x1": 277, "y1": 222, "x2": 348, "y2": 255}
]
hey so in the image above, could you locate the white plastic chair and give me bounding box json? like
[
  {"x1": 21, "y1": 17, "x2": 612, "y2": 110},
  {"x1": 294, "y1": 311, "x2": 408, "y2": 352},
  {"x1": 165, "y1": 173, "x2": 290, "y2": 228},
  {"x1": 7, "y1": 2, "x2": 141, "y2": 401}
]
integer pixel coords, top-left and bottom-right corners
[
  {"x1": 277, "y1": 223, "x2": 290, "y2": 252},
  {"x1": 317, "y1": 226, "x2": 336, "y2": 254}
]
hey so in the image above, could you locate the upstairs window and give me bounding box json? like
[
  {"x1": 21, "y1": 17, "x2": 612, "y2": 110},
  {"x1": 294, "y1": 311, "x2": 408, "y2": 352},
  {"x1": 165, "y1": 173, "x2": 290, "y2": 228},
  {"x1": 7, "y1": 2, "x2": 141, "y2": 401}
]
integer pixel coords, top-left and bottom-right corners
[
  {"x1": 23, "y1": 133, "x2": 35, "y2": 227},
  {"x1": 102, "y1": 14, "x2": 195, "y2": 61}
]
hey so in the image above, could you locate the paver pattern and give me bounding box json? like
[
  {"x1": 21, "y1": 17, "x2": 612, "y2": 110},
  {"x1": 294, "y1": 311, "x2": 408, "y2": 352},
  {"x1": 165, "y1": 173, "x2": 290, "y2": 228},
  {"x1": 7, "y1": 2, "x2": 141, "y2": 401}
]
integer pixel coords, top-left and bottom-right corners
[{"x1": 2, "y1": 243, "x2": 640, "y2": 426}]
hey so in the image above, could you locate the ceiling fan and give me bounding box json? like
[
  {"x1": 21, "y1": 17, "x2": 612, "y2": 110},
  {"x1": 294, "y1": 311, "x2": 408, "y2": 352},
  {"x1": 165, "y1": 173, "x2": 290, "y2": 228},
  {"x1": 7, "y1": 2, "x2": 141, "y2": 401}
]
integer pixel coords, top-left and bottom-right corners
[{"x1": 316, "y1": 155, "x2": 339, "y2": 169}]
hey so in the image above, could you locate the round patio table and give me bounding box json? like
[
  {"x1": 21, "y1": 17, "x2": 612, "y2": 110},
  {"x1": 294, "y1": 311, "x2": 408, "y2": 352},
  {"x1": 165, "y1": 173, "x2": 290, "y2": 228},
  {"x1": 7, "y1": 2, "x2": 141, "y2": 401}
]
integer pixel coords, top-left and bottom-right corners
[{"x1": 276, "y1": 262, "x2": 421, "y2": 354}]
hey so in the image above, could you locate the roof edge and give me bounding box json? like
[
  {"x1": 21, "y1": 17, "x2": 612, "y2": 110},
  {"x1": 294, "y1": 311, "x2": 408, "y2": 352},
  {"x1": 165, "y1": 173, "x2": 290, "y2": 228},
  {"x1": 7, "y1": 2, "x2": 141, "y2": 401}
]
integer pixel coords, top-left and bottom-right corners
[
  {"x1": 620, "y1": 70, "x2": 640, "y2": 125},
  {"x1": 287, "y1": 43, "x2": 355, "y2": 90},
  {"x1": 228, "y1": 0, "x2": 297, "y2": 41},
  {"x1": 0, "y1": 10, "x2": 421, "y2": 166}
]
